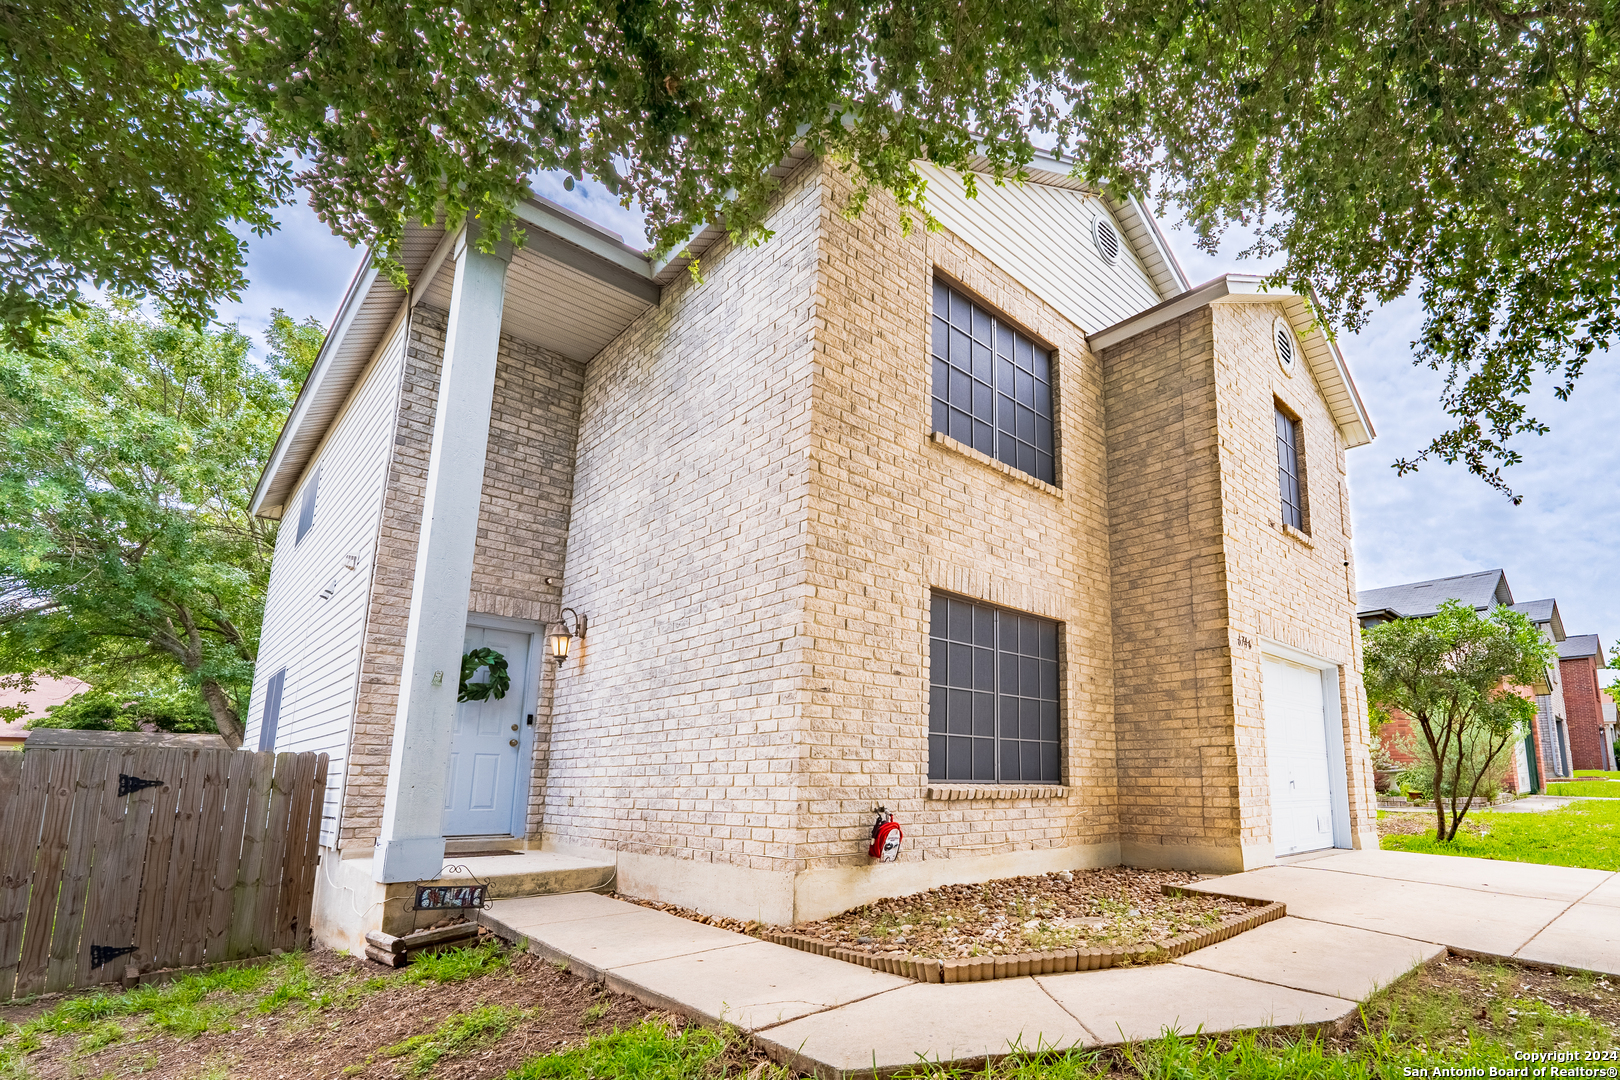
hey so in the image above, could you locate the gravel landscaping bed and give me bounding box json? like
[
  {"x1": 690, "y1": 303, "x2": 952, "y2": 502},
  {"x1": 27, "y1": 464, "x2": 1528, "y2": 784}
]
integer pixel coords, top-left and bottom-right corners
[{"x1": 620, "y1": 867, "x2": 1252, "y2": 961}]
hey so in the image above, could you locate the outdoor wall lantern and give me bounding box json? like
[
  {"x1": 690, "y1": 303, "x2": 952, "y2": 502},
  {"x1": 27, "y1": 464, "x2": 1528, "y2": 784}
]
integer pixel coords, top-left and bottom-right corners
[{"x1": 548, "y1": 608, "x2": 585, "y2": 670}]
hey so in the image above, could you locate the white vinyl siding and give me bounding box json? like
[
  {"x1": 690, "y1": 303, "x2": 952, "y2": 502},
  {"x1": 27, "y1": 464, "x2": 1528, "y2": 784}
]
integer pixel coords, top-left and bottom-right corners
[
  {"x1": 244, "y1": 316, "x2": 408, "y2": 845},
  {"x1": 916, "y1": 163, "x2": 1167, "y2": 335}
]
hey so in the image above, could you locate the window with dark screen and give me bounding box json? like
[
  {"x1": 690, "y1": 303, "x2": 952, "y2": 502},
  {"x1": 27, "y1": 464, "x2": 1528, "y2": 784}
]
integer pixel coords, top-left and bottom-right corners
[
  {"x1": 1275, "y1": 407, "x2": 1304, "y2": 530},
  {"x1": 258, "y1": 668, "x2": 286, "y2": 753},
  {"x1": 295, "y1": 466, "x2": 322, "y2": 545},
  {"x1": 928, "y1": 593, "x2": 1061, "y2": 784},
  {"x1": 931, "y1": 280, "x2": 1056, "y2": 484}
]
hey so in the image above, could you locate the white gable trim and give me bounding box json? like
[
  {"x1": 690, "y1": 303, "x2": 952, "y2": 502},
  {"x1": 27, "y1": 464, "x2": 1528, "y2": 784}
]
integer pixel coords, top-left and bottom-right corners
[
  {"x1": 953, "y1": 150, "x2": 1191, "y2": 301},
  {"x1": 1088, "y1": 275, "x2": 1377, "y2": 448}
]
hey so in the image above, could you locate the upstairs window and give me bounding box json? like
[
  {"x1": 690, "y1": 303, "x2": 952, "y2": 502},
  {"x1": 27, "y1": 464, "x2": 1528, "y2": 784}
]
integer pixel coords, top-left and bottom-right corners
[
  {"x1": 258, "y1": 668, "x2": 287, "y2": 753},
  {"x1": 929, "y1": 593, "x2": 1061, "y2": 785},
  {"x1": 1275, "y1": 407, "x2": 1304, "y2": 531},
  {"x1": 295, "y1": 466, "x2": 321, "y2": 544},
  {"x1": 931, "y1": 280, "x2": 1056, "y2": 484}
]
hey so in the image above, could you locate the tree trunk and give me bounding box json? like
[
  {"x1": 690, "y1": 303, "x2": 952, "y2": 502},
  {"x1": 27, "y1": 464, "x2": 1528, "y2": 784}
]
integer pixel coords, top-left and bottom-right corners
[
  {"x1": 200, "y1": 678, "x2": 244, "y2": 748},
  {"x1": 1430, "y1": 728, "x2": 1450, "y2": 841}
]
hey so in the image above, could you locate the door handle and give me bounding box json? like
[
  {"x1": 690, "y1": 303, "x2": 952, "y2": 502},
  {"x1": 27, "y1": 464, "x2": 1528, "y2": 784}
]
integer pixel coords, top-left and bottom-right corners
[{"x1": 509, "y1": 739, "x2": 518, "y2": 747}]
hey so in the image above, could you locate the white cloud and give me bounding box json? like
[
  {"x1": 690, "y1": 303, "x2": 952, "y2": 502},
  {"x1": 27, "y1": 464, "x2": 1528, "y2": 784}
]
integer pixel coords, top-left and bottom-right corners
[{"x1": 218, "y1": 194, "x2": 365, "y2": 348}]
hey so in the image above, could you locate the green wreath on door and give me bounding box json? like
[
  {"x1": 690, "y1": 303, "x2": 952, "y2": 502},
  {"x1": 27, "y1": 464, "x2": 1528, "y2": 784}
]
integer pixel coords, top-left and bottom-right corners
[{"x1": 458, "y1": 647, "x2": 511, "y2": 702}]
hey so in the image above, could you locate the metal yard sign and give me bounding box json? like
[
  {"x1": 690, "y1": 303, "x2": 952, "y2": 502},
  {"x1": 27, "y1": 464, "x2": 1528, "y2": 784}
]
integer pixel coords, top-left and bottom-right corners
[{"x1": 413, "y1": 884, "x2": 487, "y2": 911}]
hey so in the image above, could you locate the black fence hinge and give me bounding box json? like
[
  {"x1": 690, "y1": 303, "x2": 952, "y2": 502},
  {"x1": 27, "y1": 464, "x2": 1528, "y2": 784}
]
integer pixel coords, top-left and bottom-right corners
[
  {"x1": 117, "y1": 774, "x2": 163, "y2": 798},
  {"x1": 90, "y1": 944, "x2": 137, "y2": 969}
]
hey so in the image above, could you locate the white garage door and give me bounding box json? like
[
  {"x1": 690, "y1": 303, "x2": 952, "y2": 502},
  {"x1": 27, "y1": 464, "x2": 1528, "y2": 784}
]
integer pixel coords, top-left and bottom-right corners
[{"x1": 1262, "y1": 657, "x2": 1336, "y2": 856}]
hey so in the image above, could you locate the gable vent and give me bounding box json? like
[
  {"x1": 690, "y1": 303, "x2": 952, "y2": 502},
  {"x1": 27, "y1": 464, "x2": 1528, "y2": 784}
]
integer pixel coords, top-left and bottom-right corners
[
  {"x1": 1274, "y1": 317, "x2": 1298, "y2": 375},
  {"x1": 1093, "y1": 216, "x2": 1122, "y2": 265}
]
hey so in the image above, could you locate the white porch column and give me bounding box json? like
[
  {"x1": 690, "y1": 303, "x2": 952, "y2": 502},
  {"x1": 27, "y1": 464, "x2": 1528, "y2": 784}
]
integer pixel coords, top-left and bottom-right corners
[{"x1": 375, "y1": 224, "x2": 513, "y2": 883}]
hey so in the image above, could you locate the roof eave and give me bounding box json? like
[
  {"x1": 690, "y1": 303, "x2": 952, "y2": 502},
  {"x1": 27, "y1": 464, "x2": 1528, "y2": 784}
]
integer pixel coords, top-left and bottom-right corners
[
  {"x1": 249, "y1": 260, "x2": 383, "y2": 519},
  {"x1": 1086, "y1": 274, "x2": 1376, "y2": 449},
  {"x1": 252, "y1": 197, "x2": 662, "y2": 520}
]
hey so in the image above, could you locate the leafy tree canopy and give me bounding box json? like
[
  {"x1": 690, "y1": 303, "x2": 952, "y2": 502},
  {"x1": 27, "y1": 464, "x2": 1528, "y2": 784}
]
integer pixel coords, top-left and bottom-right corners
[
  {"x1": 26, "y1": 672, "x2": 218, "y2": 734},
  {"x1": 0, "y1": 302, "x2": 317, "y2": 746},
  {"x1": 1363, "y1": 600, "x2": 1555, "y2": 840},
  {"x1": 1, "y1": 0, "x2": 292, "y2": 351},
  {"x1": 7, "y1": 0, "x2": 1619, "y2": 493}
]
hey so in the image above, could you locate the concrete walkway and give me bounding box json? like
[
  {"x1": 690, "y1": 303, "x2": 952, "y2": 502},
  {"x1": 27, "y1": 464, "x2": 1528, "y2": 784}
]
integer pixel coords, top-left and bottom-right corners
[
  {"x1": 479, "y1": 850, "x2": 1619, "y2": 1077},
  {"x1": 1185, "y1": 848, "x2": 1620, "y2": 976}
]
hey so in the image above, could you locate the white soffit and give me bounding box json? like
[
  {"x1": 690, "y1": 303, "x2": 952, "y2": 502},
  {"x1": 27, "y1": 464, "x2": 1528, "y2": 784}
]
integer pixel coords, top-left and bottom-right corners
[
  {"x1": 1088, "y1": 274, "x2": 1377, "y2": 448},
  {"x1": 251, "y1": 195, "x2": 663, "y2": 519}
]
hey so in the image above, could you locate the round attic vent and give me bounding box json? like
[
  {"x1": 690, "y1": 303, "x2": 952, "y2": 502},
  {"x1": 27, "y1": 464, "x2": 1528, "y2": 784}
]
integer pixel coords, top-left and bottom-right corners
[
  {"x1": 1274, "y1": 316, "x2": 1298, "y2": 376},
  {"x1": 1093, "y1": 215, "x2": 1122, "y2": 265}
]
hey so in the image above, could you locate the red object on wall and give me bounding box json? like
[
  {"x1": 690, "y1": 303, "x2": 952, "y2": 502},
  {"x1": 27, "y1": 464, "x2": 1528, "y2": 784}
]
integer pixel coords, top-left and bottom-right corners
[
  {"x1": 868, "y1": 807, "x2": 903, "y2": 861},
  {"x1": 868, "y1": 821, "x2": 902, "y2": 859}
]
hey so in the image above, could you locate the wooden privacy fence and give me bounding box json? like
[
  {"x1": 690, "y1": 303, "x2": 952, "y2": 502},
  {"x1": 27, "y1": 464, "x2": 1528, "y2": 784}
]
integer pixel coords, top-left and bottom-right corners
[{"x1": 0, "y1": 747, "x2": 328, "y2": 1001}]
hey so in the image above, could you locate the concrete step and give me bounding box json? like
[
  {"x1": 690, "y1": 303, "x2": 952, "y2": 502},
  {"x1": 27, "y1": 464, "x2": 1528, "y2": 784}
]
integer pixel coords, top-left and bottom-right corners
[{"x1": 427, "y1": 849, "x2": 615, "y2": 899}]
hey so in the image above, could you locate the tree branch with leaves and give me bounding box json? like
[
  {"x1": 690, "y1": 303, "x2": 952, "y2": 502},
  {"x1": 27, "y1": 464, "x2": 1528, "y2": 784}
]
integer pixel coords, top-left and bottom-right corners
[{"x1": 6, "y1": 0, "x2": 1619, "y2": 492}]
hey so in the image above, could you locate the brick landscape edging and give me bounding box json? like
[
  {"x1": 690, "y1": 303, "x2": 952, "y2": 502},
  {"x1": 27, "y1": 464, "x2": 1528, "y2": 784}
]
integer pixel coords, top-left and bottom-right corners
[{"x1": 761, "y1": 891, "x2": 1287, "y2": 984}]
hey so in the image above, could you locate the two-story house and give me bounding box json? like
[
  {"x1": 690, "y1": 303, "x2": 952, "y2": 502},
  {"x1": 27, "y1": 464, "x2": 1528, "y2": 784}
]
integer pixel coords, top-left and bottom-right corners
[
  {"x1": 247, "y1": 153, "x2": 1380, "y2": 949},
  {"x1": 1559, "y1": 636, "x2": 1614, "y2": 772}
]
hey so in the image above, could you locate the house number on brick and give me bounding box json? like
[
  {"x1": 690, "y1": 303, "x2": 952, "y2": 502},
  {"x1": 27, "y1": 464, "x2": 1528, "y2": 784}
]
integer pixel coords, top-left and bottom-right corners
[{"x1": 1236, "y1": 635, "x2": 1254, "y2": 649}]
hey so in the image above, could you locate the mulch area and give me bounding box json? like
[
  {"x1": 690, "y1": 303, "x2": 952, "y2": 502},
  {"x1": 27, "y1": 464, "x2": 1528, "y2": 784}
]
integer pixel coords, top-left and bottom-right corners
[
  {"x1": 621, "y1": 868, "x2": 1250, "y2": 961},
  {"x1": 3, "y1": 944, "x2": 681, "y2": 1080}
]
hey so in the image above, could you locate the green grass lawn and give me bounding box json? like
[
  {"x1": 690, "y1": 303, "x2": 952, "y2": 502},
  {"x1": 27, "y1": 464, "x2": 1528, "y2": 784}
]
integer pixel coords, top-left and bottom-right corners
[
  {"x1": 1380, "y1": 798, "x2": 1620, "y2": 869},
  {"x1": 1547, "y1": 779, "x2": 1620, "y2": 797},
  {"x1": 1575, "y1": 770, "x2": 1620, "y2": 779},
  {"x1": 6, "y1": 944, "x2": 1616, "y2": 1080}
]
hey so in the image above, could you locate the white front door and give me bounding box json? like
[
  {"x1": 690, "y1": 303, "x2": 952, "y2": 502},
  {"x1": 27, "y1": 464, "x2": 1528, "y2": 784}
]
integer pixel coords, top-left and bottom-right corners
[
  {"x1": 444, "y1": 624, "x2": 531, "y2": 837},
  {"x1": 1262, "y1": 656, "x2": 1336, "y2": 857}
]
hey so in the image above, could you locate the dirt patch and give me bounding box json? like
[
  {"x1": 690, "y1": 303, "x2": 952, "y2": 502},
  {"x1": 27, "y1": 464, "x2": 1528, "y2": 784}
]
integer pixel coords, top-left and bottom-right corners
[
  {"x1": 2, "y1": 942, "x2": 674, "y2": 1080},
  {"x1": 623, "y1": 868, "x2": 1250, "y2": 961},
  {"x1": 1323, "y1": 951, "x2": 1620, "y2": 1052},
  {"x1": 1377, "y1": 811, "x2": 1490, "y2": 839},
  {"x1": 1417, "y1": 954, "x2": 1620, "y2": 1032}
]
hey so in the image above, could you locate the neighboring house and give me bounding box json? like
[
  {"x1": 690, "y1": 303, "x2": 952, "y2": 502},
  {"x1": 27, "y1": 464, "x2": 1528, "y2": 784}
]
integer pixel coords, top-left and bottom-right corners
[
  {"x1": 0, "y1": 675, "x2": 89, "y2": 748},
  {"x1": 1600, "y1": 670, "x2": 1620, "y2": 771},
  {"x1": 1510, "y1": 598, "x2": 1574, "y2": 784},
  {"x1": 1558, "y1": 637, "x2": 1613, "y2": 772},
  {"x1": 247, "y1": 153, "x2": 1381, "y2": 949},
  {"x1": 1356, "y1": 570, "x2": 1569, "y2": 792}
]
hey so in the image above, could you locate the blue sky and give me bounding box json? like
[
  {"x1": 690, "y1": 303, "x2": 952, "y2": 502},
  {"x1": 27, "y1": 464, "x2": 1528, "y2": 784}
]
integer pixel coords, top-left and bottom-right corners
[{"x1": 219, "y1": 179, "x2": 1620, "y2": 661}]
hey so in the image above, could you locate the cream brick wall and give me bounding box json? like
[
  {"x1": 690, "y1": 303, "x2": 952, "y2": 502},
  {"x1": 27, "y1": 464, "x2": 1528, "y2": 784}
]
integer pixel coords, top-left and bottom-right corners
[
  {"x1": 321, "y1": 156, "x2": 1375, "y2": 919},
  {"x1": 1100, "y1": 303, "x2": 1376, "y2": 871},
  {"x1": 339, "y1": 304, "x2": 585, "y2": 849},
  {"x1": 1209, "y1": 302, "x2": 1377, "y2": 856},
  {"x1": 1101, "y1": 308, "x2": 1240, "y2": 868},
  {"x1": 792, "y1": 163, "x2": 1120, "y2": 888},
  {"x1": 539, "y1": 159, "x2": 823, "y2": 900}
]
